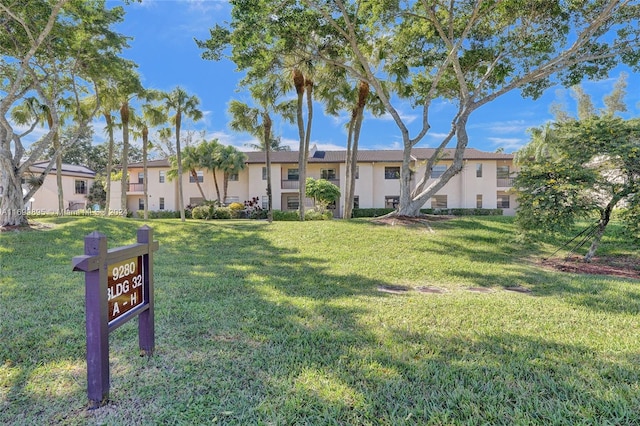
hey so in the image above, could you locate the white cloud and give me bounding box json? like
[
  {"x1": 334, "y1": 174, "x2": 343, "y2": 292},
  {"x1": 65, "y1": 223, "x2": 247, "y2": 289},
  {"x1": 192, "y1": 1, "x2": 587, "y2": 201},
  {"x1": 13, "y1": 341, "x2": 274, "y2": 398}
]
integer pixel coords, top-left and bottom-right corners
[
  {"x1": 376, "y1": 110, "x2": 418, "y2": 124},
  {"x1": 487, "y1": 137, "x2": 526, "y2": 152},
  {"x1": 472, "y1": 119, "x2": 530, "y2": 134}
]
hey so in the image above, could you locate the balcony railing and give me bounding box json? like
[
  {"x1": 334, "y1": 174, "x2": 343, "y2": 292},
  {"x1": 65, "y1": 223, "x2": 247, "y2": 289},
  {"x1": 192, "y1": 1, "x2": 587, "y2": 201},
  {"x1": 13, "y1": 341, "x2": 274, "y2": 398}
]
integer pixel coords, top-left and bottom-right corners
[
  {"x1": 281, "y1": 179, "x2": 299, "y2": 189},
  {"x1": 281, "y1": 178, "x2": 340, "y2": 189},
  {"x1": 496, "y1": 177, "x2": 516, "y2": 187},
  {"x1": 128, "y1": 183, "x2": 144, "y2": 192}
]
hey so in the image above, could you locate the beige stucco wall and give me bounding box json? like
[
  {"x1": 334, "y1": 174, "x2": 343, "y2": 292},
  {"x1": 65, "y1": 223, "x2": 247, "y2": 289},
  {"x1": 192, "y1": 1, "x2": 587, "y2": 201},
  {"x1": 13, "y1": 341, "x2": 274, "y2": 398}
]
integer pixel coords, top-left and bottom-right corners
[
  {"x1": 28, "y1": 172, "x2": 94, "y2": 213},
  {"x1": 114, "y1": 156, "x2": 518, "y2": 217}
]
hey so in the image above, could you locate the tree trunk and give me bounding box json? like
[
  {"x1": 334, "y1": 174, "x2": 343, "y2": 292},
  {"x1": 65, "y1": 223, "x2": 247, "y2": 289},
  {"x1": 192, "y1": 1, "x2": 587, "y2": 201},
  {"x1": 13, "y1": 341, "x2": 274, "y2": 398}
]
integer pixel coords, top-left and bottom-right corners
[
  {"x1": 264, "y1": 112, "x2": 273, "y2": 223},
  {"x1": 104, "y1": 114, "x2": 114, "y2": 216},
  {"x1": 0, "y1": 169, "x2": 28, "y2": 227},
  {"x1": 191, "y1": 169, "x2": 207, "y2": 201},
  {"x1": 584, "y1": 202, "x2": 615, "y2": 262},
  {"x1": 343, "y1": 112, "x2": 356, "y2": 219},
  {"x1": 176, "y1": 110, "x2": 185, "y2": 221},
  {"x1": 344, "y1": 81, "x2": 369, "y2": 220},
  {"x1": 142, "y1": 126, "x2": 149, "y2": 220},
  {"x1": 212, "y1": 171, "x2": 221, "y2": 204},
  {"x1": 397, "y1": 111, "x2": 471, "y2": 217},
  {"x1": 302, "y1": 78, "x2": 314, "y2": 216},
  {"x1": 223, "y1": 174, "x2": 229, "y2": 204},
  {"x1": 120, "y1": 101, "x2": 130, "y2": 217},
  {"x1": 293, "y1": 68, "x2": 306, "y2": 220},
  {"x1": 54, "y1": 133, "x2": 64, "y2": 214}
]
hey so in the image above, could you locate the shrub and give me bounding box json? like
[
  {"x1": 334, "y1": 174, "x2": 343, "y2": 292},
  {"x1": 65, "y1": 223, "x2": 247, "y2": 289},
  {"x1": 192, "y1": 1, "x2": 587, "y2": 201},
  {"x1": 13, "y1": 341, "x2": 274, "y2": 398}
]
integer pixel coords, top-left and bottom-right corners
[
  {"x1": 272, "y1": 210, "x2": 300, "y2": 221},
  {"x1": 351, "y1": 208, "x2": 395, "y2": 218},
  {"x1": 228, "y1": 202, "x2": 244, "y2": 218},
  {"x1": 148, "y1": 210, "x2": 181, "y2": 219},
  {"x1": 305, "y1": 210, "x2": 333, "y2": 220},
  {"x1": 192, "y1": 205, "x2": 213, "y2": 220},
  {"x1": 249, "y1": 209, "x2": 268, "y2": 220},
  {"x1": 420, "y1": 208, "x2": 503, "y2": 216},
  {"x1": 211, "y1": 207, "x2": 232, "y2": 219}
]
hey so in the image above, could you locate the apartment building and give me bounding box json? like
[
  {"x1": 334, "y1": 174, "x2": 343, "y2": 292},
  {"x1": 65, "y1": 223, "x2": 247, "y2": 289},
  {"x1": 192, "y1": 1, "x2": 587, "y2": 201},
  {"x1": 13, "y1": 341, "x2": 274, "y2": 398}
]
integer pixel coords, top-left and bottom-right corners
[
  {"x1": 115, "y1": 147, "x2": 517, "y2": 217},
  {"x1": 21, "y1": 161, "x2": 96, "y2": 212}
]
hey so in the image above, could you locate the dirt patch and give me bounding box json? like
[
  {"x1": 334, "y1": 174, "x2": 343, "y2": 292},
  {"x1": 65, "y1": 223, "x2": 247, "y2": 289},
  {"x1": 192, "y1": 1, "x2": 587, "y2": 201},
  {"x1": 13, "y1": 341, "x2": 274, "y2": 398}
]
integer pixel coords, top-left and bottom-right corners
[
  {"x1": 416, "y1": 286, "x2": 448, "y2": 294},
  {"x1": 0, "y1": 221, "x2": 53, "y2": 232},
  {"x1": 372, "y1": 215, "x2": 453, "y2": 228},
  {"x1": 377, "y1": 285, "x2": 411, "y2": 294},
  {"x1": 539, "y1": 256, "x2": 640, "y2": 280}
]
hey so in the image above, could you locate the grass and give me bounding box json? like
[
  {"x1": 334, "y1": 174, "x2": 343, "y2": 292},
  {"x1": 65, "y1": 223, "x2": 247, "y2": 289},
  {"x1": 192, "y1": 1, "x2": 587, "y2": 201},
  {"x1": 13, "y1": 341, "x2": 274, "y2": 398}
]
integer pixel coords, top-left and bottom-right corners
[{"x1": 1, "y1": 216, "x2": 639, "y2": 425}]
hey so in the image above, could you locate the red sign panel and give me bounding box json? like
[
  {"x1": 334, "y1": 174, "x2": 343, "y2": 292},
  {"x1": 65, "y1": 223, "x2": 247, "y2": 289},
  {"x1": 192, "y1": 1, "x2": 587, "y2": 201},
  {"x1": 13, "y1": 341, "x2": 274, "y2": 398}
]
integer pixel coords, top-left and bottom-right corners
[{"x1": 107, "y1": 257, "x2": 144, "y2": 323}]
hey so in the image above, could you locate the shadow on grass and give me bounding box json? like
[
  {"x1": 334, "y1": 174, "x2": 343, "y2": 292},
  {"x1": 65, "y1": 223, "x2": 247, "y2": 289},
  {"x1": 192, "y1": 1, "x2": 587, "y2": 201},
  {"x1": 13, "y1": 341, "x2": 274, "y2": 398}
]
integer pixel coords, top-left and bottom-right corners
[{"x1": 1, "y1": 216, "x2": 639, "y2": 424}]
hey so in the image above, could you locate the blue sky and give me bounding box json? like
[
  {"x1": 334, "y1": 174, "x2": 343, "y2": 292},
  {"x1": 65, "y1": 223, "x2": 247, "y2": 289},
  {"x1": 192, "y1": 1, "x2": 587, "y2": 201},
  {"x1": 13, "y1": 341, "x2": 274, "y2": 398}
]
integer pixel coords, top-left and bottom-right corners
[{"x1": 109, "y1": 0, "x2": 640, "y2": 154}]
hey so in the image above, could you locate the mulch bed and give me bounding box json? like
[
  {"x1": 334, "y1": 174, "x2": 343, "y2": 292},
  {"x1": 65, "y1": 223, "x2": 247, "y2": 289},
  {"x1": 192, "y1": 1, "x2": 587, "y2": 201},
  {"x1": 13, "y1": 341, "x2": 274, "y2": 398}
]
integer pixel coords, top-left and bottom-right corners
[
  {"x1": 372, "y1": 215, "x2": 453, "y2": 227},
  {"x1": 539, "y1": 256, "x2": 640, "y2": 280}
]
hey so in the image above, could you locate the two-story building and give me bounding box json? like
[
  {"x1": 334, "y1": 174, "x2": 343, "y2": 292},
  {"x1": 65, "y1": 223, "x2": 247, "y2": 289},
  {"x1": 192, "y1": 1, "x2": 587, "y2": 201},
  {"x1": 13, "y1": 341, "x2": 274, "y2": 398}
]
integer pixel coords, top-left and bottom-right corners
[
  {"x1": 21, "y1": 161, "x2": 96, "y2": 212},
  {"x1": 114, "y1": 147, "x2": 517, "y2": 217}
]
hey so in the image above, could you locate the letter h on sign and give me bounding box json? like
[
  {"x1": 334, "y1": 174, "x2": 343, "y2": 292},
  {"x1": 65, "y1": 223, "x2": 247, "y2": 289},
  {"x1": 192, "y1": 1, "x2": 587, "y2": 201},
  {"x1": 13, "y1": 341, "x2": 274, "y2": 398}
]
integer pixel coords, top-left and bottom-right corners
[{"x1": 72, "y1": 225, "x2": 159, "y2": 409}]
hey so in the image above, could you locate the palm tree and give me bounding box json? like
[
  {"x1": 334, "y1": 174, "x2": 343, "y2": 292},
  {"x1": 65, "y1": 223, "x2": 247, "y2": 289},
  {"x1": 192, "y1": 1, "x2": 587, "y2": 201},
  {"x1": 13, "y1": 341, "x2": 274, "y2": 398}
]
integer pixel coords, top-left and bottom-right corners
[
  {"x1": 229, "y1": 77, "x2": 295, "y2": 221},
  {"x1": 196, "y1": 139, "x2": 223, "y2": 203},
  {"x1": 132, "y1": 91, "x2": 166, "y2": 219},
  {"x1": 181, "y1": 145, "x2": 208, "y2": 202},
  {"x1": 217, "y1": 145, "x2": 247, "y2": 204},
  {"x1": 163, "y1": 87, "x2": 203, "y2": 222}
]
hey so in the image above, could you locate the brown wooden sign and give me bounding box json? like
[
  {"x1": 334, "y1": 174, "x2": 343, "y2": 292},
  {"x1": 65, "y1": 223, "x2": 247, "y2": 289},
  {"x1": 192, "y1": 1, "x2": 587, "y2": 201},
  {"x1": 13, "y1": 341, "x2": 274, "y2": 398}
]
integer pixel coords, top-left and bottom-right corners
[
  {"x1": 72, "y1": 226, "x2": 158, "y2": 408},
  {"x1": 108, "y1": 257, "x2": 144, "y2": 323}
]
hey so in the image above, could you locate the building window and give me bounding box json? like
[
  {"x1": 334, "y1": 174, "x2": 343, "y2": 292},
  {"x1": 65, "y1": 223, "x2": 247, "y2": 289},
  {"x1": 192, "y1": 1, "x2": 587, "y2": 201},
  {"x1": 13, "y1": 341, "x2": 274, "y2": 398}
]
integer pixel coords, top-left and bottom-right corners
[
  {"x1": 189, "y1": 171, "x2": 204, "y2": 183},
  {"x1": 75, "y1": 180, "x2": 87, "y2": 194},
  {"x1": 262, "y1": 167, "x2": 267, "y2": 180},
  {"x1": 225, "y1": 196, "x2": 239, "y2": 204},
  {"x1": 286, "y1": 195, "x2": 299, "y2": 210},
  {"x1": 497, "y1": 165, "x2": 510, "y2": 179},
  {"x1": 138, "y1": 172, "x2": 144, "y2": 183},
  {"x1": 385, "y1": 167, "x2": 400, "y2": 179},
  {"x1": 353, "y1": 195, "x2": 359, "y2": 209},
  {"x1": 385, "y1": 196, "x2": 399, "y2": 209},
  {"x1": 159, "y1": 171, "x2": 165, "y2": 183},
  {"x1": 189, "y1": 197, "x2": 204, "y2": 206},
  {"x1": 138, "y1": 198, "x2": 144, "y2": 210},
  {"x1": 159, "y1": 197, "x2": 165, "y2": 210},
  {"x1": 476, "y1": 163, "x2": 483, "y2": 178},
  {"x1": 431, "y1": 164, "x2": 447, "y2": 179},
  {"x1": 229, "y1": 173, "x2": 239, "y2": 181},
  {"x1": 476, "y1": 194, "x2": 483, "y2": 208},
  {"x1": 321, "y1": 168, "x2": 336, "y2": 180},
  {"x1": 287, "y1": 168, "x2": 299, "y2": 181},
  {"x1": 431, "y1": 195, "x2": 448, "y2": 209},
  {"x1": 497, "y1": 192, "x2": 510, "y2": 209},
  {"x1": 262, "y1": 195, "x2": 268, "y2": 209}
]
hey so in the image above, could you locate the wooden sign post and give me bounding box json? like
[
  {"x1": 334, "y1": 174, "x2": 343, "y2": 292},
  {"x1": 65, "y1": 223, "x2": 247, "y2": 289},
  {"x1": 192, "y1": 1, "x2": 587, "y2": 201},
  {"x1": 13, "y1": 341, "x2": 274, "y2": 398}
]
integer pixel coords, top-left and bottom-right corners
[{"x1": 72, "y1": 225, "x2": 159, "y2": 408}]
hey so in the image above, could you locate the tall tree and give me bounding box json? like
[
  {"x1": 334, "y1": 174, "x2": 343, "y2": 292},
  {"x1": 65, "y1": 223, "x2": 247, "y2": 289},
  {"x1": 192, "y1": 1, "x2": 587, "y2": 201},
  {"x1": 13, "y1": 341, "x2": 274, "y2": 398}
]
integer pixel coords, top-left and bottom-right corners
[
  {"x1": 132, "y1": 91, "x2": 166, "y2": 219},
  {"x1": 217, "y1": 145, "x2": 247, "y2": 204},
  {"x1": 515, "y1": 77, "x2": 639, "y2": 261},
  {"x1": 205, "y1": 0, "x2": 640, "y2": 218},
  {"x1": 229, "y1": 76, "x2": 296, "y2": 222},
  {"x1": 0, "y1": 0, "x2": 132, "y2": 226},
  {"x1": 180, "y1": 145, "x2": 208, "y2": 202},
  {"x1": 162, "y1": 87, "x2": 203, "y2": 222},
  {"x1": 196, "y1": 138, "x2": 223, "y2": 203},
  {"x1": 196, "y1": 2, "x2": 322, "y2": 220},
  {"x1": 116, "y1": 73, "x2": 144, "y2": 216}
]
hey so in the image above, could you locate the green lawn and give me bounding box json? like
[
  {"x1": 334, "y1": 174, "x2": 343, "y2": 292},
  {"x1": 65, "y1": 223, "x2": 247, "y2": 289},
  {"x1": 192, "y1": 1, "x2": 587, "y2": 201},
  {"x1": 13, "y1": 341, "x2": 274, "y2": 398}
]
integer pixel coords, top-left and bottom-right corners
[{"x1": 1, "y1": 216, "x2": 639, "y2": 425}]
